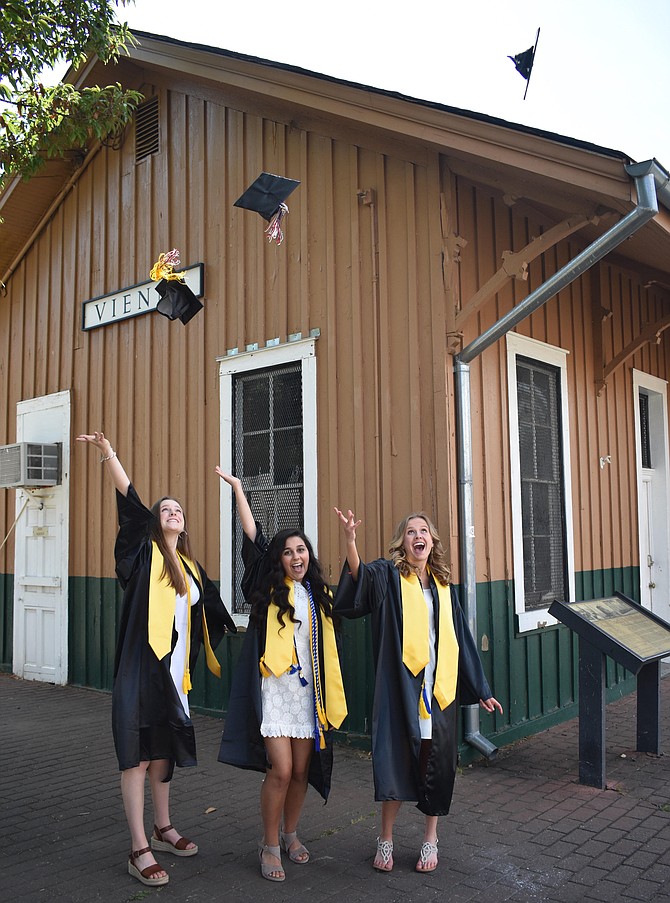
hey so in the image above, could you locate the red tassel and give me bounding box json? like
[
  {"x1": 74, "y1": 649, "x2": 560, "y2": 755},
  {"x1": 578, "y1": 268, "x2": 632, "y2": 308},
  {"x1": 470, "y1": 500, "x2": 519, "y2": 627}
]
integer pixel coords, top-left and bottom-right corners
[{"x1": 265, "y1": 204, "x2": 289, "y2": 245}]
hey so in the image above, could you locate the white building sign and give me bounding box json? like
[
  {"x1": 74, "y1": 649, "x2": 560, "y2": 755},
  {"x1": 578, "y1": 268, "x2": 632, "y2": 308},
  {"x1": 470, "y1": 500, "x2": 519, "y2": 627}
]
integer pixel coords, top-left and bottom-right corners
[{"x1": 81, "y1": 263, "x2": 204, "y2": 330}]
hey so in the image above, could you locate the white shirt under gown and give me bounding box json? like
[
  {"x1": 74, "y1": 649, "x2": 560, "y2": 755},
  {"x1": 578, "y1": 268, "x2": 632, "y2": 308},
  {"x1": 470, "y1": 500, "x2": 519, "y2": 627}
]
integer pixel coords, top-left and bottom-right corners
[
  {"x1": 420, "y1": 586, "x2": 437, "y2": 740},
  {"x1": 170, "y1": 575, "x2": 200, "y2": 717}
]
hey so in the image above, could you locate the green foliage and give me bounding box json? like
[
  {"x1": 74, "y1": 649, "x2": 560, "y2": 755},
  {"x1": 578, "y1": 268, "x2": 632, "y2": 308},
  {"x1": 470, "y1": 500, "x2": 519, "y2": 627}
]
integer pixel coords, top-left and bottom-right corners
[{"x1": 0, "y1": 0, "x2": 143, "y2": 183}]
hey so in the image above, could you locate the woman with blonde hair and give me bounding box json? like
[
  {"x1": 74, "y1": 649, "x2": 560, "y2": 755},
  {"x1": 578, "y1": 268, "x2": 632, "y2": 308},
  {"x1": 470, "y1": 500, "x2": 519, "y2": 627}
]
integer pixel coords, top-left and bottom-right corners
[{"x1": 334, "y1": 507, "x2": 502, "y2": 874}]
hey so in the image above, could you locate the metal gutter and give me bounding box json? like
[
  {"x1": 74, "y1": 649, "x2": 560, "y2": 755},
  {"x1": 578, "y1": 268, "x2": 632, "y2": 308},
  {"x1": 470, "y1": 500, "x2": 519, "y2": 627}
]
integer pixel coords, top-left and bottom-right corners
[
  {"x1": 625, "y1": 159, "x2": 670, "y2": 209},
  {"x1": 453, "y1": 167, "x2": 659, "y2": 759}
]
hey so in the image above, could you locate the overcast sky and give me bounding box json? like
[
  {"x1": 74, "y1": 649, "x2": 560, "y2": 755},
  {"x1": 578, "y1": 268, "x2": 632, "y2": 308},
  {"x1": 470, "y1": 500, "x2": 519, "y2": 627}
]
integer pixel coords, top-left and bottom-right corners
[{"x1": 112, "y1": 0, "x2": 670, "y2": 166}]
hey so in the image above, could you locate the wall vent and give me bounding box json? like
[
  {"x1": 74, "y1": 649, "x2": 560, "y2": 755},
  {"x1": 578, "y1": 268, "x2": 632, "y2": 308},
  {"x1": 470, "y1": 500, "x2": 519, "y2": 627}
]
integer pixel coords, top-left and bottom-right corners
[
  {"x1": 0, "y1": 443, "x2": 62, "y2": 488},
  {"x1": 135, "y1": 95, "x2": 160, "y2": 163}
]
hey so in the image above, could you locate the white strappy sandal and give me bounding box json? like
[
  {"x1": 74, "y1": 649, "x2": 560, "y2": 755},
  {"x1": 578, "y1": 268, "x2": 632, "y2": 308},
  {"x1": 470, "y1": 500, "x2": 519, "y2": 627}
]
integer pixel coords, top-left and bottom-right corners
[
  {"x1": 373, "y1": 836, "x2": 394, "y2": 871},
  {"x1": 416, "y1": 838, "x2": 439, "y2": 872}
]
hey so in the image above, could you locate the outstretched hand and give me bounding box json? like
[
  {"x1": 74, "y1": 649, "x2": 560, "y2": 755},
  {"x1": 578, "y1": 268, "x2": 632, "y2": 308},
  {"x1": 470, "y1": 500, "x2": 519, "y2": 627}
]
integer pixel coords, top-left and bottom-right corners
[
  {"x1": 215, "y1": 467, "x2": 241, "y2": 489},
  {"x1": 479, "y1": 696, "x2": 504, "y2": 715},
  {"x1": 76, "y1": 431, "x2": 112, "y2": 457},
  {"x1": 76, "y1": 430, "x2": 130, "y2": 496},
  {"x1": 334, "y1": 507, "x2": 361, "y2": 543}
]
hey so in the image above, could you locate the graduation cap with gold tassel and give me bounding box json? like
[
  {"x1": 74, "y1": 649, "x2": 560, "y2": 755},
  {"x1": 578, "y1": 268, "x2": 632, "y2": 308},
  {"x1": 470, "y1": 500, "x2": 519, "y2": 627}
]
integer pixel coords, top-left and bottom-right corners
[{"x1": 150, "y1": 249, "x2": 203, "y2": 325}]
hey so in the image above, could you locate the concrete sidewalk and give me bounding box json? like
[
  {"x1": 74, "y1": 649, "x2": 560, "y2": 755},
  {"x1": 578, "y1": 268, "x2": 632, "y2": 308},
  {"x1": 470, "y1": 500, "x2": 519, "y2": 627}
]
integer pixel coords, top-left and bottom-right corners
[{"x1": 1, "y1": 671, "x2": 669, "y2": 902}]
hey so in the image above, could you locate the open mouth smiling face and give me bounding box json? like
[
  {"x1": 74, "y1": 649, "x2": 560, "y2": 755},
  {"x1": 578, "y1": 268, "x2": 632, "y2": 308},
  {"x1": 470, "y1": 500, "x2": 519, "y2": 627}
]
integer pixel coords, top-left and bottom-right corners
[
  {"x1": 403, "y1": 517, "x2": 433, "y2": 567},
  {"x1": 281, "y1": 536, "x2": 310, "y2": 583}
]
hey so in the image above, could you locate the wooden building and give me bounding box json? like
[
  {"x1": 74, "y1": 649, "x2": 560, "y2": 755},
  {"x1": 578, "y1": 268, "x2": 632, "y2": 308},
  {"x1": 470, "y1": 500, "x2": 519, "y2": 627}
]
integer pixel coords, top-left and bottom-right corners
[{"x1": 2, "y1": 32, "x2": 670, "y2": 754}]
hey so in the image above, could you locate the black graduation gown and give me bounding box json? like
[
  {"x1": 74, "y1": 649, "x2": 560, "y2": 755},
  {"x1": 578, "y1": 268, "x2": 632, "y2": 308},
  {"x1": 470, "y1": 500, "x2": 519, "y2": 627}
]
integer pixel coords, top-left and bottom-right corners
[
  {"x1": 112, "y1": 485, "x2": 236, "y2": 776},
  {"x1": 333, "y1": 558, "x2": 492, "y2": 816},
  {"x1": 217, "y1": 525, "x2": 334, "y2": 801}
]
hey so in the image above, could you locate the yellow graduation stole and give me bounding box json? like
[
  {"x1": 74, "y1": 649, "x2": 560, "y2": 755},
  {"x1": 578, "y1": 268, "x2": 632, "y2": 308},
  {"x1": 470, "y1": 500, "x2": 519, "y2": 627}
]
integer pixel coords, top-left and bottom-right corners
[
  {"x1": 148, "y1": 542, "x2": 221, "y2": 693},
  {"x1": 400, "y1": 571, "x2": 459, "y2": 712},
  {"x1": 260, "y1": 578, "x2": 348, "y2": 731}
]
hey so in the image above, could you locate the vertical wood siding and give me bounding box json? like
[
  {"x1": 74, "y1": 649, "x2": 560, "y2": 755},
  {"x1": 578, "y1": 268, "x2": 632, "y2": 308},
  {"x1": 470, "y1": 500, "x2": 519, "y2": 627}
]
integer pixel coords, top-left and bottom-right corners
[
  {"x1": 454, "y1": 172, "x2": 670, "y2": 593},
  {"x1": 453, "y1": 173, "x2": 668, "y2": 726},
  {"x1": 1, "y1": 75, "x2": 668, "y2": 737}
]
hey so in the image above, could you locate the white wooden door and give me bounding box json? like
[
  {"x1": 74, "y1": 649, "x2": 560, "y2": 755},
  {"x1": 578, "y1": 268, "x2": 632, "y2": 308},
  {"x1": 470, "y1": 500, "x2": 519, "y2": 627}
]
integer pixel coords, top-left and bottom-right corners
[
  {"x1": 13, "y1": 391, "x2": 70, "y2": 684},
  {"x1": 639, "y1": 473, "x2": 657, "y2": 612},
  {"x1": 633, "y1": 372, "x2": 670, "y2": 625},
  {"x1": 14, "y1": 490, "x2": 64, "y2": 681}
]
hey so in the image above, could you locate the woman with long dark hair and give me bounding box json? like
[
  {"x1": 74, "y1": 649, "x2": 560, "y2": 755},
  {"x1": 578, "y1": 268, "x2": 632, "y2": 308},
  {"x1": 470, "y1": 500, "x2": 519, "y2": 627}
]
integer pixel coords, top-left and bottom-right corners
[
  {"x1": 217, "y1": 470, "x2": 347, "y2": 882},
  {"x1": 334, "y1": 507, "x2": 502, "y2": 874},
  {"x1": 77, "y1": 432, "x2": 236, "y2": 888}
]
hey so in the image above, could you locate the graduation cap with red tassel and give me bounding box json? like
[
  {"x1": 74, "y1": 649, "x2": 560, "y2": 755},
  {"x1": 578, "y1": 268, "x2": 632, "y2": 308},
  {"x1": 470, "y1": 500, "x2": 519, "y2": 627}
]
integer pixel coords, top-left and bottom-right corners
[{"x1": 234, "y1": 172, "x2": 300, "y2": 245}]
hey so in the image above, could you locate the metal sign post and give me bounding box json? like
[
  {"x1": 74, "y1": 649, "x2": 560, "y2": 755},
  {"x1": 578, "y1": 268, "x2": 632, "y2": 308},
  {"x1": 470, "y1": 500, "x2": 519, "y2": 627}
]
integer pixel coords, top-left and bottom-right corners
[{"x1": 550, "y1": 593, "x2": 670, "y2": 788}]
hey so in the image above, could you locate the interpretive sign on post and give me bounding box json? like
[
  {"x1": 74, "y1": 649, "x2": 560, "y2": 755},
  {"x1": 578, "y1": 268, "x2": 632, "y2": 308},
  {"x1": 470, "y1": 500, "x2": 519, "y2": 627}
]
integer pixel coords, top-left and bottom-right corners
[{"x1": 549, "y1": 592, "x2": 670, "y2": 788}]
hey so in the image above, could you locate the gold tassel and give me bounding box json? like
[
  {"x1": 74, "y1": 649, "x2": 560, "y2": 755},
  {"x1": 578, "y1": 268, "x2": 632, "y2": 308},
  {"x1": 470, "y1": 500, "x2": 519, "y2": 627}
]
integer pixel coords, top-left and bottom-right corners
[
  {"x1": 150, "y1": 248, "x2": 186, "y2": 283},
  {"x1": 183, "y1": 669, "x2": 192, "y2": 694},
  {"x1": 178, "y1": 555, "x2": 193, "y2": 696}
]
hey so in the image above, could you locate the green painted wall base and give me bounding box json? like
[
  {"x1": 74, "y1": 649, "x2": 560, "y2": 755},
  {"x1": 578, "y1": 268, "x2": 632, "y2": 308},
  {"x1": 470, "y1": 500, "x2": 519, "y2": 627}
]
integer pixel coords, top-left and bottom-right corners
[
  {"x1": 0, "y1": 568, "x2": 643, "y2": 756},
  {"x1": 0, "y1": 572, "x2": 13, "y2": 672}
]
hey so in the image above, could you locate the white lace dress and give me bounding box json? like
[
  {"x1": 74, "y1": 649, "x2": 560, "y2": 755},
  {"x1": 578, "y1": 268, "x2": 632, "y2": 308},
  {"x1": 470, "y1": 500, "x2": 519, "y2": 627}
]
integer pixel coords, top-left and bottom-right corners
[{"x1": 260, "y1": 581, "x2": 315, "y2": 739}]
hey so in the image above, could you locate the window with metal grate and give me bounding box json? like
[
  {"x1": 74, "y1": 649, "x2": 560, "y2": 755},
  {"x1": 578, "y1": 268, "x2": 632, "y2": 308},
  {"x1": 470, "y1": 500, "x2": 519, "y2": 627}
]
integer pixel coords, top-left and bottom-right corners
[
  {"x1": 232, "y1": 362, "x2": 304, "y2": 613},
  {"x1": 516, "y1": 355, "x2": 567, "y2": 612}
]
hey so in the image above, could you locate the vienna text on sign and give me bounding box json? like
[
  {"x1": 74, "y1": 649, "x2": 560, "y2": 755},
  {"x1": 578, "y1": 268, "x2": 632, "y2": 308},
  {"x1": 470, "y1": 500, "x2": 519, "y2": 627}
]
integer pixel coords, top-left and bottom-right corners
[{"x1": 81, "y1": 264, "x2": 204, "y2": 330}]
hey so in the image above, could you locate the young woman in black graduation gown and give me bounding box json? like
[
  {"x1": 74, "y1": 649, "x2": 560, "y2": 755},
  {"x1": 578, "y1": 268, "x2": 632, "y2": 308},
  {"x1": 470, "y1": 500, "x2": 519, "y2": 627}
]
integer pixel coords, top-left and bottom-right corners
[
  {"x1": 77, "y1": 431, "x2": 236, "y2": 888},
  {"x1": 334, "y1": 507, "x2": 502, "y2": 873},
  {"x1": 217, "y1": 470, "x2": 347, "y2": 882}
]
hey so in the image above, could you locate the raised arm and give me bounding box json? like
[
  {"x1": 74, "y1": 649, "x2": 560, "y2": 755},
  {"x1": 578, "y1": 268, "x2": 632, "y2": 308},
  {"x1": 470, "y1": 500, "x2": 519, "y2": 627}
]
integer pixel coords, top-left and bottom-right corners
[
  {"x1": 334, "y1": 507, "x2": 362, "y2": 581},
  {"x1": 76, "y1": 431, "x2": 130, "y2": 496},
  {"x1": 215, "y1": 468, "x2": 257, "y2": 541}
]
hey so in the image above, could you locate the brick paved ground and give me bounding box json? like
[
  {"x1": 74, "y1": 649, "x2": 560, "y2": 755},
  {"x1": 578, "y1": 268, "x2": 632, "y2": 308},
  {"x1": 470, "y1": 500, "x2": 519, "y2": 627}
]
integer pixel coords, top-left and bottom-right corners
[{"x1": 1, "y1": 671, "x2": 669, "y2": 902}]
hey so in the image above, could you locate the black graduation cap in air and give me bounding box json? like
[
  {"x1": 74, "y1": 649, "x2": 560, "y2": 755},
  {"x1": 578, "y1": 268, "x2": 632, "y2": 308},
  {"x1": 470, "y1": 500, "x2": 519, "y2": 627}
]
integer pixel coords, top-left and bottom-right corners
[
  {"x1": 155, "y1": 278, "x2": 203, "y2": 325},
  {"x1": 508, "y1": 27, "x2": 540, "y2": 100},
  {"x1": 234, "y1": 172, "x2": 300, "y2": 222},
  {"x1": 508, "y1": 46, "x2": 535, "y2": 80}
]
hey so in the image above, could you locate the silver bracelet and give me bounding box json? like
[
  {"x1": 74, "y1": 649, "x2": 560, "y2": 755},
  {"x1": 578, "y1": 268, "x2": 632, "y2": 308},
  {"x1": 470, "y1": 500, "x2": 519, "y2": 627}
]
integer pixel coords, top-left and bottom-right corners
[{"x1": 100, "y1": 450, "x2": 117, "y2": 463}]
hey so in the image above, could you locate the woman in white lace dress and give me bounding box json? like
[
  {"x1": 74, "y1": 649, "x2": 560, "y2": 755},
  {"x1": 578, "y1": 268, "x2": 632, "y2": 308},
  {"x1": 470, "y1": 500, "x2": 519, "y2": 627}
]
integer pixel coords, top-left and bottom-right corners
[{"x1": 217, "y1": 471, "x2": 347, "y2": 883}]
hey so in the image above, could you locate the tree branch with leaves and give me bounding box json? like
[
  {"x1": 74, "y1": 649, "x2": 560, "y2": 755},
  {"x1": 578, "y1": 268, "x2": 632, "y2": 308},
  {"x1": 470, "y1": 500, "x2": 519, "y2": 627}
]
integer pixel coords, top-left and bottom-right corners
[{"x1": 0, "y1": 0, "x2": 144, "y2": 184}]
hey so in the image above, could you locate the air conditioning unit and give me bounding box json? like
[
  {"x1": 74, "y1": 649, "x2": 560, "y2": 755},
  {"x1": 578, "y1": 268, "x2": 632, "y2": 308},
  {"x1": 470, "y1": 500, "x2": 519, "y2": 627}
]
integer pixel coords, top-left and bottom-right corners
[{"x1": 0, "y1": 442, "x2": 62, "y2": 489}]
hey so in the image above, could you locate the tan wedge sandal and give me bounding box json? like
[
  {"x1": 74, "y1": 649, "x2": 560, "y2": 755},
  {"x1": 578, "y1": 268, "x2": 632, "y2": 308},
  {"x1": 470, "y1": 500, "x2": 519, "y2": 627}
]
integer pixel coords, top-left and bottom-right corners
[
  {"x1": 128, "y1": 846, "x2": 169, "y2": 886},
  {"x1": 151, "y1": 823, "x2": 198, "y2": 857}
]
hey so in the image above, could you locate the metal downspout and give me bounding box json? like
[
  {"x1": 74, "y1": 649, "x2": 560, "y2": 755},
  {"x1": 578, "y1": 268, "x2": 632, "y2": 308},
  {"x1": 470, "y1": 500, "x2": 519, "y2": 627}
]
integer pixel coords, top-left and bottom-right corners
[{"x1": 454, "y1": 170, "x2": 659, "y2": 759}]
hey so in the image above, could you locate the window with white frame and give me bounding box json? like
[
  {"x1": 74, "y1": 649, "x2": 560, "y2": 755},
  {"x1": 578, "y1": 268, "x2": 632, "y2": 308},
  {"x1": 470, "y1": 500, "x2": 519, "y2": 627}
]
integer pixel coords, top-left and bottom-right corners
[
  {"x1": 507, "y1": 333, "x2": 575, "y2": 631},
  {"x1": 218, "y1": 338, "x2": 318, "y2": 621}
]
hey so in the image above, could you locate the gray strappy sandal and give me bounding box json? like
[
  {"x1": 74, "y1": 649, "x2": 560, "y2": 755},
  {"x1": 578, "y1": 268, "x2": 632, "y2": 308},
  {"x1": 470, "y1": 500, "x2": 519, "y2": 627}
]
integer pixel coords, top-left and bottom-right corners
[
  {"x1": 280, "y1": 829, "x2": 310, "y2": 864},
  {"x1": 258, "y1": 843, "x2": 285, "y2": 882}
]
